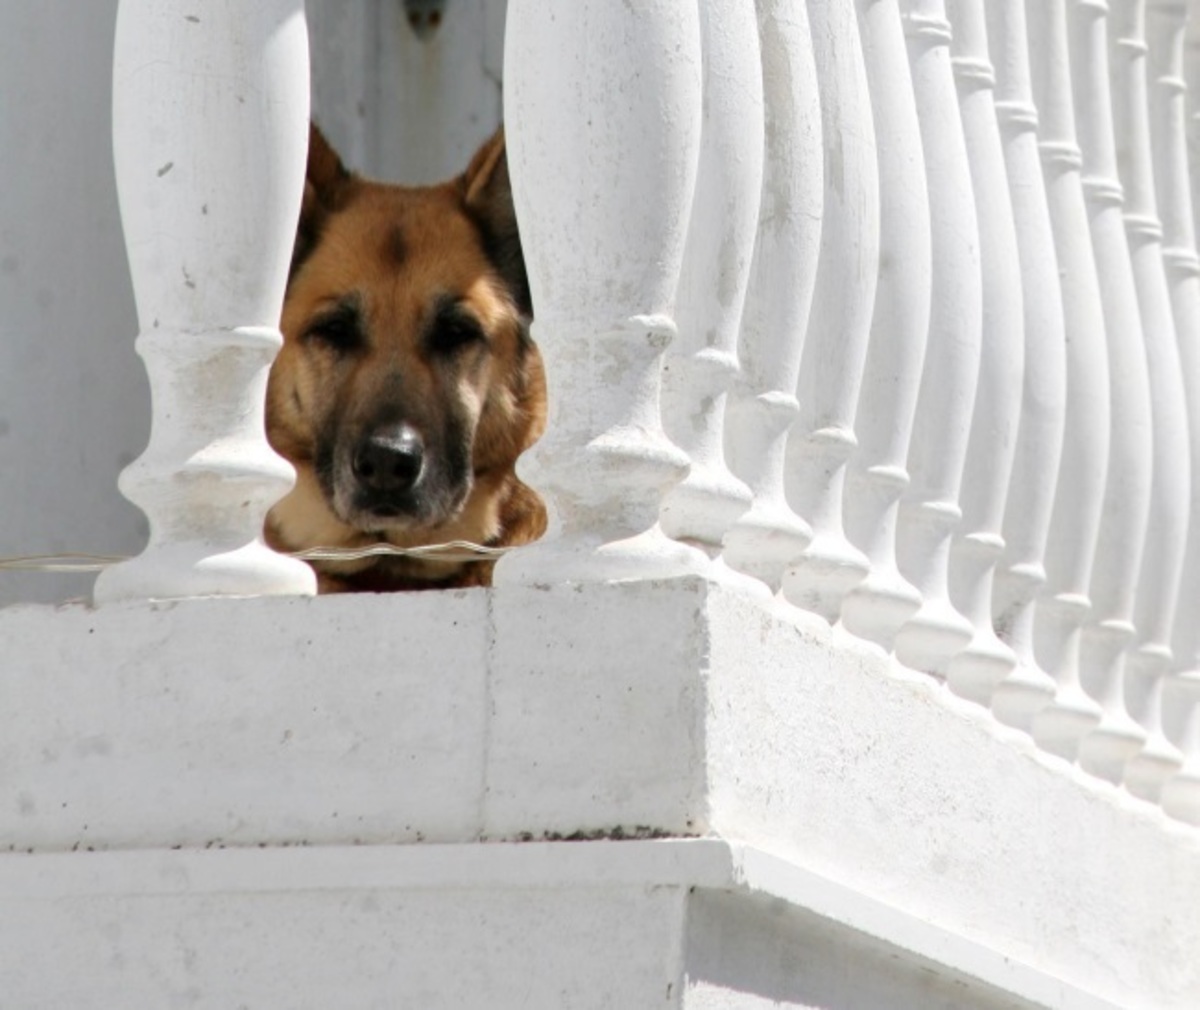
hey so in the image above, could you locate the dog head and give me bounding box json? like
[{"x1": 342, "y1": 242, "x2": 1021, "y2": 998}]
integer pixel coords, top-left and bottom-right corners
[{"x1": 265, "y1": 126, "x2": 545, "y2": 588}]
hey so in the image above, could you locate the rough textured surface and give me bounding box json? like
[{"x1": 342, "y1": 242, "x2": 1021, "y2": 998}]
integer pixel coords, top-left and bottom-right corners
[
  {"x1": 1, "y1": 578, "x2": 1197, "y2": 1007},
  {"x1": 0, "y1": 840, "x2": 1114, "y2": 1010}
]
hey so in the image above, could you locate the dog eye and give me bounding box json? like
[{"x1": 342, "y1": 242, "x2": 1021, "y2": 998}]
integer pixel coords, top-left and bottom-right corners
[
  {"x1": 429, "y1": 317, "x2": 486, "y2": 355},
  {"x1": 303, "y1": 309, "x2": 364, "y2": 353}
]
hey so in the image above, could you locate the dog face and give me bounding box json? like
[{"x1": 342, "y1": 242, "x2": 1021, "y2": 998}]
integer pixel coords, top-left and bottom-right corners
[{"x1": 265, "y1": 127, "x2": 545, "y2": 590}]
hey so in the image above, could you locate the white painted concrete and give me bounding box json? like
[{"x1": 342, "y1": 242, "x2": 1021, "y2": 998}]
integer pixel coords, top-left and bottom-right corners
[
  {"x1": 2, "y1": 580, "x2": 1197, "y2": 1007},
  {"x1": 95, "y1": 0, "x2": 318, "y2": 604},
  {"x1": 0, "y1": 839, "x2": 1141, "y2": 1010}
]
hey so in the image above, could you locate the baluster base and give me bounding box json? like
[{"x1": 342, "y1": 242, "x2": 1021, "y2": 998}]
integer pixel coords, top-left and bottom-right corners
[
  {"x1": 990, "y1": 562, "x2": 1057, "y2": 732},
  {"x1": 660, "y1": 349, "x2": 753, "y2": 549},
  {"x1": 1030, "y1": 593, "x2": 1102, "y2": 761},
  {"x1": 723, "y1": 392, "x2": 812, "y2": 593},
  {"x1": 497, "y1": 528, "x2": 709, "y2": 588},
  {"x1": 498, "y1": 316, "x2": 709, "y2": 588},
  {"x1": 1121, "y1": 647, "x2": 1184, "y2": 801},
  {"x1": 659, "y1": 460, "x2": 753, "y2": 553},
  {"x1": 1077, "y1": 620, "x2": 1148, "y2": 784},
  {"x1": 782, "y1": 428, "x2": 870, "y2": 623},
  {"x1": 722, "y1": 499, "x2": 812, "y2": 594},
  {"x1": 991, "y1": 666, "x2": 1056, "y2": 734},
  {"x1": 946, "y1": 532, "x2": 1018, "y2": 706},
  {"x1": 1124, "y1": 737, "x2": 1184, "y2": 803},
  {"x1": 841, "y1": 466, "x2": 923, "y2": 648},
  {"x1": 782, "y1": 534, "x2": 870, "y2": 625},
  {"x1": 95, "y1": 541, "x2": 313, "y2": 604},
  {"x1": 94, "y1": 327, "x2": 316, "y2": 604},
  {"x1": 894, "y1": 500, "x2": 973, "y2": 676},
  {"x1": 1162, "y1": 767, "x2": 1200, "y2": 825},
  {"x1": 1161, "y1": 670, "x2": 1200, "y2": 823}
]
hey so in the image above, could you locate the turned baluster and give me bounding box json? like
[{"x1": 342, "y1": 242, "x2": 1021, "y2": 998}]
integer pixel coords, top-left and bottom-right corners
[
  {"x1": 984, "y1": 0, "x2": 1069, "y2": 731},
  {"x1": 660, "y1": 0, "x2": 763, "y2": 592},
  {"x1": 94, "y1": 0, "x2": 317, "y2": 604},
  {"x1": 1149, "y1": 0, "x2": 1200, "y2": 822},
  {"x1": 1040, "y1": 0, "x2": 1154, "y2": 766},
  {"x1": 891, "y1": 0, "x2": 982, "y2": 676},
  {"x1": 723, "y1": 1, "x2": 824, "y2": 592},
  {"x1": 1066, "y1": 0, "x2": 1157, "y2": 776},
  {"x1": 942, "y1": 0, "x2": 1026, "y2": 705},
  {"x1": 839, "y1": 0, "x2": 932, "y2": 649},
  {"x1": 495, "y1": 0, "x2": 709, "y2": 586},
  {"x1": 1019, "y1": 0, "x2": 1109, "y2": 748},
  {"x1": 1108, "y1": 0, "x2": 1190, "y2": 798},
  {"x1": 1188, "y1": 7, "x2": 1200, "y2": 241},
  {"x1": 779, "y1": 0, "x2": 880, "y2": 621}
]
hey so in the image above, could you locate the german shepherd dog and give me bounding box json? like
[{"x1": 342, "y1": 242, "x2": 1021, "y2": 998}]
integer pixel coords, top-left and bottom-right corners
[{"x1": 264, "y1": 126, "x2": 546, "y2": 592}]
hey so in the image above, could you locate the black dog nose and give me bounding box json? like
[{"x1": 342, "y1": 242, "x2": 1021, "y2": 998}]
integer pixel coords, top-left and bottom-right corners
[{"x1": 352, "y1": 426, "x2": 425, "y2": 493}]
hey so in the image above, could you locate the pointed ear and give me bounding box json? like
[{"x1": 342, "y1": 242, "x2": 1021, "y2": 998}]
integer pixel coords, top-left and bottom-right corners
[
  {"x1": 462, "y1": 127, "x2": 532, "y2": 318},
  {"x1": 292, "y1": 123, "x2": 353, "y2": 279}
]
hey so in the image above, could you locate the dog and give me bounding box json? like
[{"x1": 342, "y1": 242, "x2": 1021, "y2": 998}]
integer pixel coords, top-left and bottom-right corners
[{"x1": 264, "y1": 125, "x2": 547, "y2": 592}]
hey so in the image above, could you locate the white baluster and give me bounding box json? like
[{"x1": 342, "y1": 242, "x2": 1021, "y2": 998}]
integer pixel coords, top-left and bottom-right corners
[
  {"x1": 1020, "y1": 0, "x2": 1109, "y2": 748},
  {"x1": 1062, "y1": 0, "x2": 1156, "y2": 775},
  {"x1": 1164, "y1": 676, "x2": 1200, "y2": 824},
  {"x1": 779, "y1": 0, "x2": 880, "y2": 621},
  {"x1": 1188, "y1": 6, "x2": 1200, "y2": 243},
  {"x1": 1148, "y1": 0, "x2": 1200, "y2": 821},
  {"x1": 942, "y1": 0, "x2": 1026, "y2": 706},
  {"x1": 495, "y1": 0, "x2": 709, "y2": 586},
  {"x1": 840, "y1": 0, "x2": 931, "y2": 649},
  {"x1": 723, "y1": 1, "x2": 824, "y2": 592},
  {"x1": 94, "y1": 0, "x2": 317, "y2": 604},
  {"x1": 984, "y1": 0, "x2": 1069, "y2": 731},
  {"x1": 891, "y1": 0, "x2": 982, "y2": 676},
  {"x1": 1110, "y1": 0, "x2": 1190, "y2": 799},
  {"x1": 660, "y1": 0, "x2": 763, "y2": 593}
]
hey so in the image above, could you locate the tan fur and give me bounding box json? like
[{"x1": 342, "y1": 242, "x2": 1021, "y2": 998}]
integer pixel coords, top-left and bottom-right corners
[{"x1": 265, "y1": 127, "x2": 546, "y2": 592}]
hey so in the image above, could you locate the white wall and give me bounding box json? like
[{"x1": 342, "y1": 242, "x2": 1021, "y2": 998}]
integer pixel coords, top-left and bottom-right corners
[
  {"x1": 307, "y1": 0, "x2": 506, "y2": 183},
  {"x1": 0, "y1": 0, "x2": 146, "y2": 608},
  {"x1": 0, "y1": 0, "x2": 505, "y2": 608}
]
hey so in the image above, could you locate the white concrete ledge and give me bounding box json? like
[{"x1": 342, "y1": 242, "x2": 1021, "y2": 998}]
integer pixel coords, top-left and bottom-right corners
[
  {"x1": 0, "y1": 839, "x2": 1126, "y2": 1009},
  {"x1": 1, "y1": 578, "x2": 1198, "y2": 1007}
]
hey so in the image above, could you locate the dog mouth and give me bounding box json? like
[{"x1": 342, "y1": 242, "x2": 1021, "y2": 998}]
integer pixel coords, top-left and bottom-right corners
[{"x1": 337, "y1": 481, "x2": 466, "y2": 533}]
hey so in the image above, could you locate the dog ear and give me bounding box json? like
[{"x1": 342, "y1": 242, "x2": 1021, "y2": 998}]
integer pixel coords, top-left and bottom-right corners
[
  {"x1": 292, "y1": 124, "x2": 352, "y2": 279},
  {"x1": 462, "y1": 128, "x2": 532, "y2": 318}
]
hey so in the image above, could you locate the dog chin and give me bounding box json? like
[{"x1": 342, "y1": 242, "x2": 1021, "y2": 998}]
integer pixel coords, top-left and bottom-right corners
[{"x1": 332, "y1": 490, "x2": 469, "y2": 537}]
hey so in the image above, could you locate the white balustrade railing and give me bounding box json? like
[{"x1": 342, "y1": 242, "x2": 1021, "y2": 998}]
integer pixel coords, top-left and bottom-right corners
[
  {"x1": 986, "y1": 0, "x2": 1069, "y2": 731},
  {"x1": 840, "y1": 0, "x2": 932, "y2": 649},
  {"x1": 1155, "y1": 0, "x2": 1200, "y2": 822},
  {"x1": 1068, "y1": 0, "x2": 1157, "y2": 774},
  {"x1": 1024, "y1": 0, "x2": 1112, "y2": 753},
  {"x1": 892, "y1": 0, "x2": 982, "y2": 676},
  {"x1": 943, "y1": 0, "x2": 1025, "y2": 705},
  {"x1": 778, "y1": 0, "x2": 878, "y2": 621},
  {"x1": 722, "y1": 0, "x2": 823, "y2": 592},
  {"x1": 496, "y1": 0, "x2": 709, "y2": 585},
  {"x1": 97, "y1": 0, "x2": 317, "y2": 603},
  {"x1": 101, "y1": 0, "x2": 1200, "y2": 825},
  {"x1": 1112, "y1": 0, "x2": 1191, "y2": 798},
  {"x1": 660, "y1": 0, "x2": 761, "y2": 592}
]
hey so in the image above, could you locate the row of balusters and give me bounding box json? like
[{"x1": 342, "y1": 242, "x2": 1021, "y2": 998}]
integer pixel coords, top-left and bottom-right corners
[
  {"x1": 496, "y1": 0, "x2": 1200, "y2": 826},
  {"x1": 97, "y1": 0, "x2": 1200, "y2": 825}
]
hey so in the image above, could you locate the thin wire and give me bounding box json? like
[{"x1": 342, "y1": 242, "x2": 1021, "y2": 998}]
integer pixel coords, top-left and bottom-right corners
[
  {"x1": 0, "y1": 541, "x2": 510, "y2": 574},
  {"x1": 0, "y1": 554, "x2": 129, "y2": 573}
]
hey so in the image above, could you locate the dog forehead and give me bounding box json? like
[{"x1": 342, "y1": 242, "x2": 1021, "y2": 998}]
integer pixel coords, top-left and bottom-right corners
[{"x1": 325, "y1": 186, "x2": 498, "y2": 292}]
